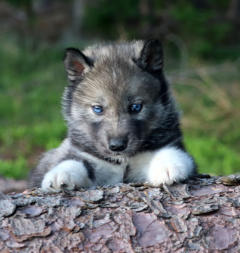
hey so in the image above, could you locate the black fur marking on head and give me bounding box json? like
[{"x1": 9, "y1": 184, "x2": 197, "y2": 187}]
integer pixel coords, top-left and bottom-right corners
[
  {"x1": 133, "y1": 39, "x2": 169, "y2": 105},
  {"x1": 83, "y1": 160, "x2": 96, "y2": 181},
  {"x1": 134, "y1": 39, "x2": 163, "y2": 73},
  {"x1": 153, "y1": 72, "x2": 169, "y2": 105}
]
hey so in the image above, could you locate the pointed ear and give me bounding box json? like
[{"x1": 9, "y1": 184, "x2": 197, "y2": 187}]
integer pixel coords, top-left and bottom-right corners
[
  {"x1": 134, "y1": 39, "x2": 163, "y2": 73},
  {"x1": 64, "y1": 48, "x2": 93, "y2": 83}
]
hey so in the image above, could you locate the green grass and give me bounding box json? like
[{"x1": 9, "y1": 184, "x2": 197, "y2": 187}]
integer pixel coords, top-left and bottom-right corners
[
  {"x1": 172, "y1": 59, "x2": 240, "y2": 175},
  {"x1": 0, "y1": 38, "x2": 66, "y2": 178},
  {"x1": 184, "y1": 135, "x2": 240, "y2": 176},
  {"x1": 0, "y1": 38, "x2": 239, "y2": 179}
]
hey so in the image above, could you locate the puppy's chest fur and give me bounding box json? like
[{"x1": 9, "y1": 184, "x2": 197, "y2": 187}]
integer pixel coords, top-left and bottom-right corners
[{"x1": 71, "y1": 148, "x2": 127, "y2": 186}]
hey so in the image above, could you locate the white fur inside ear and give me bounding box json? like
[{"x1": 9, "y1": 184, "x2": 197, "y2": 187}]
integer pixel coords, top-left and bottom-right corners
[
  {"x1": 147, "y1": 147, "x2": 194, "y2": 186},
  {"x1": 41, "y1": 160, "x2": 93, "y2": 192}
]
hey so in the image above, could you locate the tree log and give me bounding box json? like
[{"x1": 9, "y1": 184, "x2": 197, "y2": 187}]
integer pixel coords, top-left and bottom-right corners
[
  {"x1": 0, "y1": 177, "x2": 27, "y2": 194},
  {"x1": 0, "y1": 175, "x2": 240, "y2": 252}
]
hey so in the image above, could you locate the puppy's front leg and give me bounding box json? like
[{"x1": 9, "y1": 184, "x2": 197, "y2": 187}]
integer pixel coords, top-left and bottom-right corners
[
  {"x1": 146, "y1": 147, "x2": 195, "y2": 185},
  {"x1": 41, "y1": 160, "x2": 94, "y2": 192},
  {"x1": 128, "y1": 147, "x2": 195, "y2": 185}
]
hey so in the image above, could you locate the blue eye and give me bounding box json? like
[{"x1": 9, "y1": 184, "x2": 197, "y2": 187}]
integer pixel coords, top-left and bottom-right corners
[
  {"x1": 129, "y1": 103, "x2": 143, "y2": 113},
  {"x1": 92, "y1": 105, "x2": 103, "y2": 115}
]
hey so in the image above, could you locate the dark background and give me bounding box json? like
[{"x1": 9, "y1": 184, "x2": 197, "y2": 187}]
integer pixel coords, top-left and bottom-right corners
[{"x1": 0, "y1": 0, "x2": 240, "y2": 179}]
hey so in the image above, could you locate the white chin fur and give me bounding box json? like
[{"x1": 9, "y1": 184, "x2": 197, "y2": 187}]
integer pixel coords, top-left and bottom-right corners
[
  {"x1": 146, "y1": 146, "x2": 194, "y2": 185},
  {"x1": 41, "y1": 160, "x2": 92, "y2": 192}
]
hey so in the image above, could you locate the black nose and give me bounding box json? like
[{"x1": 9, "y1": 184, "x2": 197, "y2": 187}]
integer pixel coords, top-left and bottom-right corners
[{"x1": 109, "y1": 137, "x2": 128, "y2": 152}]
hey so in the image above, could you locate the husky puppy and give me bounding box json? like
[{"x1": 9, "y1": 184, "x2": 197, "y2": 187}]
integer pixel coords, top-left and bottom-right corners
[{"x1": 29, "y1": 39, "x2": 196, "y2": 192}]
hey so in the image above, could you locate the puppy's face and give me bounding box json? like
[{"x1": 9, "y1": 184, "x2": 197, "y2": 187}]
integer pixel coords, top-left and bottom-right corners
[{"x1": 63, "y1": 40, "x2": 172, "y2": 162}]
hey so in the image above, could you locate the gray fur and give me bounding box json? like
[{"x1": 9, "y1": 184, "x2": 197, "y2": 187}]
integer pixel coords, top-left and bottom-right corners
[{"x1": 29, "y1": 40, "x2": 196, "y2": 189}]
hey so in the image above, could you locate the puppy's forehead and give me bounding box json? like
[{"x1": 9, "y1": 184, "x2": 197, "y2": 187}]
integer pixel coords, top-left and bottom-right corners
[
  {"x1": 82, "y1": 58, "x2": 134, "y2": 90},
  {"x1": 75, "y1": 44, "x2": 161, "y2": 104},
  {"x1": 80, "y1": 72, "x2": 158, "y2": 107}
]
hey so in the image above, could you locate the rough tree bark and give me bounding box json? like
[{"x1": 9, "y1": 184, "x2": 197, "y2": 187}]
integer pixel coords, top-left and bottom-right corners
[
  {"x1": 0, "y1": 177, "x2": 27, "y2": 194},
  {"x1": 0, "y1": 174, "x2": 240, "y2": 252}
]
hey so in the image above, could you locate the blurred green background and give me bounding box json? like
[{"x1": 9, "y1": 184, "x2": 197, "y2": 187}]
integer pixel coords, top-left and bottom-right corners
[{"x1": 0, "y1": 0, "x2": 239, "y2": 179}]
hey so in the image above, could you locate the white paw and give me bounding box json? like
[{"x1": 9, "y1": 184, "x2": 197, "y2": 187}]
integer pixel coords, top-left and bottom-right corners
[
  {"x1": 147, "y1": 147, "x2": 194, "y2": 186},
  {"x1": 41, "y1": 160, "x2": 92, "y2": 192}
]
